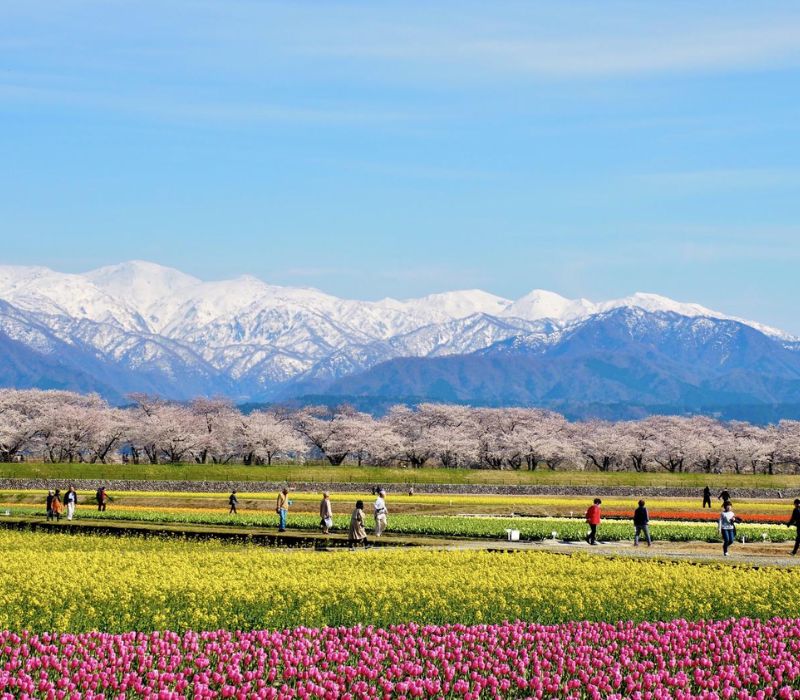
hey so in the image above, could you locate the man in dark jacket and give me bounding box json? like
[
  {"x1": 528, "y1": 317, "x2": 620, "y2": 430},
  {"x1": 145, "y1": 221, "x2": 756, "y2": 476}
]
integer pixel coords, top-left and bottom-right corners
[
  {"x1": 229, "y1": 490, "x2": 239, "y2": 515},
  {"x1": 702, "y1": 486, "x2": 712, "y2": 509},
  {"x1": 633, "y1": 499, "x2": 651, "y2": 546},
  {"x1": 787, "y1": 499, "x2": 800, "y2": 555}
]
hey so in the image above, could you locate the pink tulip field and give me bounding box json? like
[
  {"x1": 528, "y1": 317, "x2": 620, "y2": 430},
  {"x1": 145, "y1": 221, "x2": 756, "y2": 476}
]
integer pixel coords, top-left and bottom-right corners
[{"x1": 2, "y1": 618, "x2": 800, "y2": 699}]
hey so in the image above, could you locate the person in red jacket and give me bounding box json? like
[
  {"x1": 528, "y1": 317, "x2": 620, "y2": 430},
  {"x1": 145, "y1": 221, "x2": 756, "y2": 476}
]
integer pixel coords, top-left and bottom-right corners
[{"x1": 585, "y1": 498, "x2": 602, "y2": 545}]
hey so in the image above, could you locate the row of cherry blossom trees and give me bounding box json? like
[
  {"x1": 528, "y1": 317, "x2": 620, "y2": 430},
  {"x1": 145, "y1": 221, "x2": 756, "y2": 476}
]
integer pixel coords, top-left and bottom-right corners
[{"x1": 2, "y1": 389, "x2": 800, "y2": 473}]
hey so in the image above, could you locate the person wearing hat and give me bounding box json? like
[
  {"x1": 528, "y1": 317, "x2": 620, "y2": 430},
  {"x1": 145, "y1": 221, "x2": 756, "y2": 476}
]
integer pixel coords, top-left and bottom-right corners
[
  {"x1": 276, "y1": 487, "x2": 289, "y2": 532},
  {"x1": 373, "y1": 489, "x2": 388, "y2": 537},
  {"x1": 787, "y1": 498, "x2": 800, "y2": 555}
]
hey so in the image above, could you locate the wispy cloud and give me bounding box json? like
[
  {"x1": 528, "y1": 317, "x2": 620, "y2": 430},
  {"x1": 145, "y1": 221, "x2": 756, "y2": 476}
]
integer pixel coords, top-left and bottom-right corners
[
  {"x1": 296, "y1": 8, "x2": 800, "y2": 79},
  {"x1": 307, "y1": 157, "x2": 499, "y2": 182},
  {"x1": 638, "y1": 167, "x2": 800, "y2": 191},
  {"x1": 0, "y1": 72, "x2": 417, "y2": 126}
]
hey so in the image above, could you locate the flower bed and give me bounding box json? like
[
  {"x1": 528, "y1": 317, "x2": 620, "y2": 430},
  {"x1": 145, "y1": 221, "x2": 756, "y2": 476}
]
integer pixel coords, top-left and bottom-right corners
[
  {"x1": 2, "y1": 618, "x2": 800, "y2": 698},
  {"x1": 1, "y1": 531, "x2": 799, "y2": 632},
  {"x1": 4, "y1": 504, "x2": 796, "y2": 542}
]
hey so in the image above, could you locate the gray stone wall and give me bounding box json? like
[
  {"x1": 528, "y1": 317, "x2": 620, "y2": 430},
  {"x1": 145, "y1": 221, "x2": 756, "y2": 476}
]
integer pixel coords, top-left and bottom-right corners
[{"x1": 0, "y1": 478, "x2": 795, "y2": 499}]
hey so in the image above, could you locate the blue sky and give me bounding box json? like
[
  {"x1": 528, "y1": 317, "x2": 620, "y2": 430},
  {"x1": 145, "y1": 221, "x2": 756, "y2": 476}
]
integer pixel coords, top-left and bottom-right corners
[{"x1": 2, "y1": 1, "x2": 800, "y2": 331}]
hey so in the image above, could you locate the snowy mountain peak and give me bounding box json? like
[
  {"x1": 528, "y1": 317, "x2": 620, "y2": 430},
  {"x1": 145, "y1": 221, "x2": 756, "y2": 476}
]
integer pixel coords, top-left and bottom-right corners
[
  {"x1": 398, "y1": 289, "x2": 511, "y2": 319},
  {"x1": 0, "y1": 260, "x2": 794, "y2": 404},
  {"x1": 0, "y1": 262, "x2": 791, "y2": 342},
  {"x1": 502, "y1": 289, "x2": 594, "y2": 323},
  {"x1": 0, "y1": 264, "x2": 146, "y2": 330},
  {"x1": 85, "y1": 261, "x2": 200, "y2": 310},
  {"x1": 498, "y1": 288, "x2": 793, "y2": 341},
  {"x1": 601, "y1": 292, "x2": 715, "y2": 317}
]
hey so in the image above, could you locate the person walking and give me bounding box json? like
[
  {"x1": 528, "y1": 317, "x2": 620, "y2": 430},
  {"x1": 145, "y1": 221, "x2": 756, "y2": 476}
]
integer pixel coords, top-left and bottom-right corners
[
  {"x1": 719, "y1": 502, "x2": 741, "y2": 556},
  {"x1": 373, "y1": 489, "x2": 388, "y2": 537},
  {"x1": 64, "y1": 486, "x2": 78, "y2": 521},
  {"x1": 585, "y1": 498, "x2": 602, "y2": 545},
  {"x1": 276, "y1": 488, "x2": 289, "y2": 532},
  {"x1": 633, "y1": 499, "x2": 652, "y2": 547},
  {"x1": 348, "y1": 500, "x2": 368, "y2": 549},
  {"x1": 787, "y1": 498, "x2": 800, "y2": 555},
  {"x1": 319, "y1": 492, "x2": 333, "y2": 534},
  {"x1": 96, "y1": 486, "x2": 108, "y2": 512},
  {"x1": 718, "y1": 488, "x2": 731, "y2": 504},
  {"x1": 228, "y1": 490, "x2": 239, "y2": 515},
  {"x1": 51, "y1": 489, "x2": 64, "y2": 522},
  {"x1": 45, "y1": 490, "x2": 55, "y2": 521},
  {"x1": 702, "y1": 486, "x2": 712, "y2": 509}
]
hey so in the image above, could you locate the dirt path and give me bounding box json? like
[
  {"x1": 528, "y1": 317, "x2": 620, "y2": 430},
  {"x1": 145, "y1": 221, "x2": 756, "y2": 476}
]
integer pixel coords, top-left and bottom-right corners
[
  {"x1": 4, "y1": 514, "x2": 799, "y2": 566},
  {"x1": 434, "y1": 537, "x2": 800, "y2": 567}
]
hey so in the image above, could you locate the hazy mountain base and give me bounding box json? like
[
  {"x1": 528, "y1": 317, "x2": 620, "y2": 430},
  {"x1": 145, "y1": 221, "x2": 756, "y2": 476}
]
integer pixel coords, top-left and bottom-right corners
[
  {"x1": 5, "y1": 298, "x2": 800, "y2": 423},
  {"x1": 298, "y1": 308, "x2": 800, "y2": 423},
  {"x1": 274, "y1": 396, "x2": 800, "y2": 424}
]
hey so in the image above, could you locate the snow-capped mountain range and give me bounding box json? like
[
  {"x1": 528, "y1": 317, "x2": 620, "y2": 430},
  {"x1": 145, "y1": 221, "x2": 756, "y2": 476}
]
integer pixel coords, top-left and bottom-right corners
[{"x1": 0, "y1": 260, "x2": 797, "y2": 416}]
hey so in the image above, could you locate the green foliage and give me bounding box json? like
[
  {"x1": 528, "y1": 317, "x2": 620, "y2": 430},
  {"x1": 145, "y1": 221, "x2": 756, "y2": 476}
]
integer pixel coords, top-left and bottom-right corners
[{"x1": 2, "y1": 462, "x2": 799, "y2": 488}]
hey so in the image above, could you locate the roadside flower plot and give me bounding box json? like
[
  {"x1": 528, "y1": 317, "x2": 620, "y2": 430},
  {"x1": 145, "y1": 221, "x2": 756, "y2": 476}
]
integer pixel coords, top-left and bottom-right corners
[{"x1": 3, "y1": 618, "x2": 800, "y2": 699}]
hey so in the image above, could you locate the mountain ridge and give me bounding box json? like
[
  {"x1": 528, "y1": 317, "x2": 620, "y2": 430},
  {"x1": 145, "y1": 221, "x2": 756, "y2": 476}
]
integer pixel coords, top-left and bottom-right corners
[{"x1": 0, "y1": 260, "x2": 796, "y2": 419}]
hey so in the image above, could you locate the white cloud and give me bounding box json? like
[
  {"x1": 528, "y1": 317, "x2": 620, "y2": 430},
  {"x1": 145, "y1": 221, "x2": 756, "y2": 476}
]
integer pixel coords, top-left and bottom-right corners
[
  {"x1": 639, "y1": 168, "x2": 800, "y2": 191},
  {"x1": 294, "y1": 7, "x2": 800, "y2": 79}
]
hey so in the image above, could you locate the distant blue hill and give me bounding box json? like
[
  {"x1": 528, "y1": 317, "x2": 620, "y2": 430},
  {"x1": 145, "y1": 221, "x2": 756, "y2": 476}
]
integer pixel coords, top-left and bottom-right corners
[{"x1": 306, "y1": 308, "x2": 800, "y2": 422}]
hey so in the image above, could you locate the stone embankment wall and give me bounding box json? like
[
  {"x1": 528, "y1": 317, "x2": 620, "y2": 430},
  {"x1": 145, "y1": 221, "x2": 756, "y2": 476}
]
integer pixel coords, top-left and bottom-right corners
[{"x1": 0, "y1": 478, "x2": 795, "y2": 499}]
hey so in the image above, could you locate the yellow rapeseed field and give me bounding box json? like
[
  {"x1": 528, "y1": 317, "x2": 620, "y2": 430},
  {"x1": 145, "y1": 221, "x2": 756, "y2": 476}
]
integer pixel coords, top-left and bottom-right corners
[
  {"x1": 0, "y1": 530, "x2": 797, "y2": 633},
  {"x1": 2, "y1": 488, "x2": 790, "y2": 511}
]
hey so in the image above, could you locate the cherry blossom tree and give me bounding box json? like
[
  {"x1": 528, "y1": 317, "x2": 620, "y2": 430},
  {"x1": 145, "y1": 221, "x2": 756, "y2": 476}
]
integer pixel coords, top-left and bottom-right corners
[
  {"x1": 473, "y1": 408, "x2": 530, "y2": 469},
  {"x1": 239, "y1": 410, "x2": 305, "y2": 465},
  {"x1": 645, "y1": 416, "x2": 697, "y2": 473},
  {"x1": 579, "y1": 421, "x2": 625, "y2": 472},
  {"x1": 84, "y1": 407, "x2": 127, "y2": 463},
  {"x1": 727, "y1": 421, "x2": 769, "y2": 474},
  {"x1": 35, "y1": 393, "x2": 107, "y2": 463},
  {"x1": 777, "y1": 421, "x2": 800, "y2": 474},
  {"x1": 0, "y1": 390, "x2": 44, "y2": 461},
  {"x1": 385, "y1": 405, "x2": 441, "y2": 468},
  {"x1": 4, "y1": 390, "x2": 800, "y2": 471},
  {"x1": 292, "y1": 405, "x2": 355, "y2": 466},
  {"x1": 617, "y1": 420, "x2": 660, "y2": 472},
  {"x1": 687, "y1": 417, "x2": 732, "y2": 473},
  {"x1": 515, "y1": 410, "x2": 575, "y2": 471},
  {"x1": 189, "y1": 398, "x2": 240, "y2": 464},
  {"x1": 154, "y1": 404, "x2": 201, "y2": 464}
]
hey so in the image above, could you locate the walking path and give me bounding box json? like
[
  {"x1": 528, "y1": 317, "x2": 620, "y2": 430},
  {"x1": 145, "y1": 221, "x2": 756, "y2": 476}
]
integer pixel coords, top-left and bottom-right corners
[
  {"x1": 3, "y1": 514, "x2": 799, "y2": 566},
  {"x1": 440, "y1": 537, "x2": 800, "y2": 567}
]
